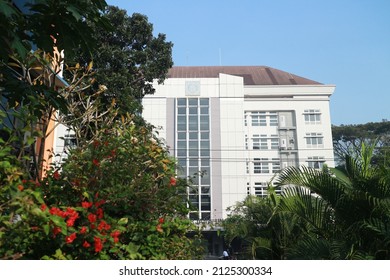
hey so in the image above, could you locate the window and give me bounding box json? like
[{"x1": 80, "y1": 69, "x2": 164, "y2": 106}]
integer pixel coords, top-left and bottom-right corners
[
  {"x1": 253, "y1": 134, "x2": 267, "y2": 150},
  {"x1": 254, "y1": 182, "x2": 267, "y2": 197},
  {"x1": 272, "y1": 159, "x2": 281, "y2": 173},
  {"x1": 305, "y1": 133, "x2": 324, "y2": 148},
  {"x1": 270, "y1": 136, "x2": 279, "y2": 150},
  {"x1": 251, "y1": 112, "x2": 266, "y2": 126},
  {"x1": 269, "y1": 113, "x2": 278, "y2": 126},
  {"x1": 307, "y1": 156, "x2": 325, "y2": 169},
  {"x1": 304, "y1": 109, "x2": 321, "y2": 124},
  {"x1": 64, "y1": 134, "x2": 77, "y2": 148},
  {"x1": 254, "y1": 158, "x2": 269, "y2": 174},
  {"x1": 176, "y1": 98, "x2": 210, "y2": 220}
]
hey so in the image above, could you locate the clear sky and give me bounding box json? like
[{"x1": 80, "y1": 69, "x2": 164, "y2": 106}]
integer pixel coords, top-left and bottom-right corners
[{"x1": 107, "y1": 0, "x2": 390, "y2": 125}]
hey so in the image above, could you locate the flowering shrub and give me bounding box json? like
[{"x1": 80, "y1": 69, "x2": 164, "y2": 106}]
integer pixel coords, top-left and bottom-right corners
[{"x1": 0, "y1": 119, "x2": 204, "y2": 259}]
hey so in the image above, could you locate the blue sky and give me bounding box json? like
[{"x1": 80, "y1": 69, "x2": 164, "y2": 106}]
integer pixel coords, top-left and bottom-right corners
[{"x1": 107, "y1": 0, "x2": 390, "y2": 125}]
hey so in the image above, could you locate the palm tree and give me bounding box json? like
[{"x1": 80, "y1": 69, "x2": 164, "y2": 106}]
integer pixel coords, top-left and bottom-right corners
[{"x1": 273, "y1": 142, "x2": 390, "y2": 259}]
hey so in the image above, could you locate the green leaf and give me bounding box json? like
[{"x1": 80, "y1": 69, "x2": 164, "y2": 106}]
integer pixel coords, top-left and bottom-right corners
[
  {"x1": 118, "y1": 217, "x2": 128, "y2": 225},
  {"x1": 50, "y1": 215, "x2": 67, "y2": 234},
  {"x1": 43, "y1": 224, "x2": 50, "y2": 235}
]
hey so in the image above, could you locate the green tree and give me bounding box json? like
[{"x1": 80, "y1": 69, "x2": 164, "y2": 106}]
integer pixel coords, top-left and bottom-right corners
[
  {"x1": 223, "y1": 188, "x2": 305, "y2": 260},
  {"x1": 70, "y1": 5, "x2": 173, "y2": 115},
  {"x1": 274, "y1": 141, "x2": 390, "y2": 259},
  {"x1": 332, "y1": 121, "x2": 390, "y2": 166},
  {"x1": 0, "y1": 0, "x2": 110, "y2": 179}
]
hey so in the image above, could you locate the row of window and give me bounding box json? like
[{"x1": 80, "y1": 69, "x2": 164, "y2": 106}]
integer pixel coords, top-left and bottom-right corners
[
  {"x1": 245, "y1": 156, "x2": 326, "y2": 174},
  {"x1": 245, "y1": 110, "x2": 322, "y2": 127},
  {"x1": 244, "y1": 132, "x2": 324, "y2": 150},
  {"x1": 246, "y1": 182, "x2": 282, "y2": 197}
]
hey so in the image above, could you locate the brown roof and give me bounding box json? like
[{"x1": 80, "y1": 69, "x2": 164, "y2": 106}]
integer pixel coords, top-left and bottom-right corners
[{"x1": 167, "y1": 66, "x2": 322, "y2": 85}]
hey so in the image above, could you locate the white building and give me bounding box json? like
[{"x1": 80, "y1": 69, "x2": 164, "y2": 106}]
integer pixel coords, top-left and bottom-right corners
[{"x1": 143, "y1": 66, "x2": 335, "y2": 220}]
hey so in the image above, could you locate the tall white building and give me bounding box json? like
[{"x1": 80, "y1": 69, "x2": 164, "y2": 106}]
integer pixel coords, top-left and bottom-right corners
[{"x1": 143, "y1": 66, "x2": 335, "y2": 220}]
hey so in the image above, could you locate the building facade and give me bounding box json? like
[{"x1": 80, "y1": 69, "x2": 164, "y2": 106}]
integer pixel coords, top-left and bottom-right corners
[{"x1": 143, "y1": 66, "x2": 335, "y2": 220}]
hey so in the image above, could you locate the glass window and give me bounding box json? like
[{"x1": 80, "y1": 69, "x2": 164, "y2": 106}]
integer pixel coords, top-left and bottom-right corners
[
  {"x1": 253, "y1": 158, "x2": 270, "y2": 174},
  {"x1": 177, "y1": 98, "x2": 186, "y2": 106},
  {"x1": 200, "y1": 98, "x2": 209, "y2": 106},
  {"x1": 189, "y1": 132, "x2": 198, "y2": 140},
  {"x1": 271, "y1": 138, "x2": 279, "y2": 150},
  {"x1": 304, "y1": 109, "x2": 321, "y2": 124},
  {"x1": 178, "y1": 132, "x2": 186, "y2": 140},
  {"x1": 200, "y1": 116, "x2": 209, "y2": 130},
  {"x1": 177, "y1": 140, "x2": 186, "y2": 149},
  {"x1": 177, "y1": 149, "x2": 186, "y2": 157},
  {"x1": 305, "y1": 133, "x2": 324, "y2": 148},
  {"x1": 188, "y1": 98, "x2": 198, "y2": 106},
  {"x1": 189, "y1": 140, "x2": 198, "y2": 150},
  {"x1": 189, "y1": 116, "x2": 198, "y2": 130},
  {"x1": 189, "y1": 195, "x2": 199, "y2": 209},
  {"x1": 201, "y1": 186, "x2": 210, "y2": 194},
  {"x1": 269, "y1": 114, "x2": 278, "y2": 126},
  {"x1": 200, "y1": 149, "x2": 210, "y2": 157},
  {"x1": 200, "y1": 140, "x2": 209, "y2": 149},
  {"x1": 307, "y1": 156, "x2": 325, "y2": 169},
  {"x1": 178, "y1": 107, "x2": 186, "y2": 115},
  {"x1": 201, "y1": 132, "x2": 209, "y2": 140},
  {"x1": 201, "y1": 195, "x2": 211, "y2": 211},
  {"x1": 177, "y1": 116, "x2": 186, "y2": 131},
  {"x1": 200, "y1": 107, "x2": 208, "y2": 115},
  {"x1": 201, "y1": 158, "x2": 210, "y2": 167},
  {"x1": 189, "y1": 107, "x2": 198, "y2": 115}
]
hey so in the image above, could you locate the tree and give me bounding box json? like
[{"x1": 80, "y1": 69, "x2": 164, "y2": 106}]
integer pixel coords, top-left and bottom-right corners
[
  {"x1": 274, "y1": 141, "x2": 390, "y2": 259},
  {"x1": 70, "y1": 5, "x2": 173, "y2": 115},
  {"x1": 332, "y1": 121, "x2": 390, "y2": 166},
  {"x1": 0, "y1": 0, "x2": 110, "y2": 179}
]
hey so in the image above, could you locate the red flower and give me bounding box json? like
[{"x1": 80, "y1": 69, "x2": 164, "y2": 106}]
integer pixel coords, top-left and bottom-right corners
[
  {"x1": 31, "y1": 226, "x2": 39, "y2": 231},
  {"x1": 53, "y1": 171, "x2": 60, "y2": 180},
  {"x1": 156, "y1": 224, "x2": 163, "y2": 233},
  {"x1": 92, "y1": 159, "x2": 100, "y2": 167},
  {"x1": 95, "y1": 200, "x2": 105, "y2": 208},
  {"x1": 49, "y1": 207, "x2": 66, "y2": 218},
  {"x1": 80, "y1": 226, "x2": 87, "y2": 234},
  {"x1": 159, "y1": 217, "x2": 165, "y2": 224},
  {"x1": 65, "y1": 232, "x2": 77, "y2": 244},
  {"x1": 97, "y1": 220, "x2": 111, "y2": 232},
  {"x1": 66, "y1": 216, "x2": 78, "y2": 227},
  {"x1": 169, "y1": 177, "x2": 177, "y2": 186},
  {"x1": 110, "y1": 230, "x2": 120, "y2": 243},
  {"x1": 110, "y1": 230, "x2": 120, "y2": 238},
  {"x1": 52, "y1": 227, "x2": 62, "y2": 236},
  {"x1": 17, "y1": 185, "x2": 24, "y2": 191},
  {"x1": 82, "y1": 201, "x2": 93, "y2": 209},
  {"x1": 88, "y1": 213, "x2": 97, "y2": 223},
  {"x1": 96, "y1": 208, "x2": 104, "y2": 219},
  {"x1": 94, "y1": 237, "x2": 103, "y2": 253},
  {"x1": 93, "y1": 140, "x2": 100, "y2": 148},
  {"x1": 83, "y1": 241, "x2": 91, "y2": 248},
  {"x1": 40, "y1": 204, "x2": 47, "y2": 211}
]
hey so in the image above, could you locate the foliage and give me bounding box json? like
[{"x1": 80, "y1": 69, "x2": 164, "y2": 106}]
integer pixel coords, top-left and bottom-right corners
[
  {"x1": 332, "y1": 121, "x2": 390, "y2": 166},
  {"x1": 223, "y1": 141, "x2": 390, "y2": 260},
  {"x1": 1, "y1": 0, "x2": 110, "y2": 180},
  {"x1": 0, "y1": 0, "x2": 110, "y2": 60},
  {"x1": 69, "y1": 5, "x2": 174, "y2": 114},
  {"x1": 0, "y1": 116, "x2": 204, "y2": 259},
  {"x1": 0, "y1": 0, "x2": 203, "y2": 260},
  {"x1": 222, "y1": 189, "x2": 303, "y2": 260},
  {"x1": 274, "y1": 141, "x2": 390, "y2": 259}
]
